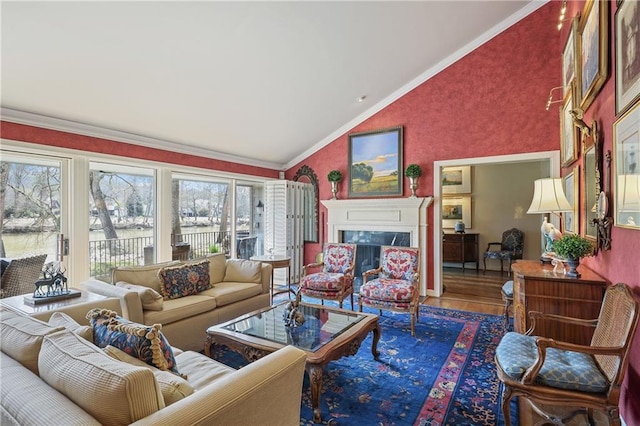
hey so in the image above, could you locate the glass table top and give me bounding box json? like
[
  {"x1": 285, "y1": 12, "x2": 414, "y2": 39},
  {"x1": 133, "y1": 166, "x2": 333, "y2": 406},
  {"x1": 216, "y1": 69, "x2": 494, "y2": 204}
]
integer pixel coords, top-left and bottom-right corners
[{"x1": 221, "y1": 303, "x2": 366, "y2": 352}]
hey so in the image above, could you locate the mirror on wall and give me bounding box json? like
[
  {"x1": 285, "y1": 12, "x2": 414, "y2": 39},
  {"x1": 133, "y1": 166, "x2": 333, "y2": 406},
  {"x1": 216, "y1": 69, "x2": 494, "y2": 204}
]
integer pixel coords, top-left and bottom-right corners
[
  {"x1": 582, "y1": 122, "x2": 601, "y2": 241},
  {"x1": 293, "y1": 165, "x2": 319, "y2": 243}
]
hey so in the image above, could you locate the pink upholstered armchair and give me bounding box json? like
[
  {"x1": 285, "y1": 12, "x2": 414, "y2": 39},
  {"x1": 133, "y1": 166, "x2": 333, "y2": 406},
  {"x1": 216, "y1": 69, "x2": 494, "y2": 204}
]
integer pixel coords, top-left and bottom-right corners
[
  {"x1": 299, "y1": 243, "x2": 357, "y2": 309},
  {"x1": 359, "y1": 246, "x2": 420, "y2": 336}
]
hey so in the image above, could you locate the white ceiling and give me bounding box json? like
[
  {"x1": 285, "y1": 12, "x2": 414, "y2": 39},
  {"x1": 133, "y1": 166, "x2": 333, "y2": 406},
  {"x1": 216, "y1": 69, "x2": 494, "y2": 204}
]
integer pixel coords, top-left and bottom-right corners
[{"x1": 1, "y1": 1, "x2": 542, "y2": 170}]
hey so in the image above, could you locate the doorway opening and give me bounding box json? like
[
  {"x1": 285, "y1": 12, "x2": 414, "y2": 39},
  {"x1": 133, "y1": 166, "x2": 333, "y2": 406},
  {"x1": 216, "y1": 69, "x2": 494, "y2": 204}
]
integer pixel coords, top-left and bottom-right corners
[{"x1": 432, "y1": 151, "x2": 561, "y2": 298}]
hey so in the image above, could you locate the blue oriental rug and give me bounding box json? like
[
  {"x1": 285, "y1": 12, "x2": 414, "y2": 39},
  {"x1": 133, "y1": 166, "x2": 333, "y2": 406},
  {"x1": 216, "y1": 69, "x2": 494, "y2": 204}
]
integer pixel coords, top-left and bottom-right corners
[{"x1": 209, "y1": 301, "x2": 517, "y2": 426}]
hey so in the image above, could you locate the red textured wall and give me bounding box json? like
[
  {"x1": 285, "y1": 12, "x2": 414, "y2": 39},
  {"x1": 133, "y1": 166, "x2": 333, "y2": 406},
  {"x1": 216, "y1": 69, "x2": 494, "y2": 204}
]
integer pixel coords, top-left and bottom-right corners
[
  {"x1": 288, "y1": 3, "x2": 562, "y2": 274},
  {"x1": 0, "y1": 122, "x2": 279, "y2": 178}
]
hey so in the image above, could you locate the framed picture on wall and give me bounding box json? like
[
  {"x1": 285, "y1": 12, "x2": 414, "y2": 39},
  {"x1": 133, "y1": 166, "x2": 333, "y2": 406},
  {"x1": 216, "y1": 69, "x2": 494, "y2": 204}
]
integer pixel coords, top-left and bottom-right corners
[
  {"x1": 615, "y1": 0, "x2": 640, "y2": 116},
  {"x1": 442, "y1": 196, "x2": 472, "y2": 229},
  {"x1": 562, "y1": 16, "x2": 579, "y2": 95},
  {"x1": 613, "y1": 102, "x2": 640, "y2": 230},
  {"x1": 578, "y1": 0, "x2": 609, "y2": 112},
  {"x1": 560, "y1": 85, "x2": 579, "y2": 167},
  {"x1": 348, "y1": 126, "x2": 403, "y2": 198},
  {"x1": 563, "y1": 166, "x2": 579, "y2": 234},
  {"x1": 442, "y1": 166, "x2": 471, "y2": 194}
]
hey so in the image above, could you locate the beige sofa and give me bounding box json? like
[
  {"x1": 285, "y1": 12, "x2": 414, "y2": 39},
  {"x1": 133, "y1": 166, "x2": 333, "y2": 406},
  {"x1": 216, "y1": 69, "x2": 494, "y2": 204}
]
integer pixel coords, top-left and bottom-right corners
[
  {"x1": 0, "y1": 298, "x2": 306, "y2": 426},
  {"x1": 81, "y1": 253, "x2": 272, "y2": 351}
]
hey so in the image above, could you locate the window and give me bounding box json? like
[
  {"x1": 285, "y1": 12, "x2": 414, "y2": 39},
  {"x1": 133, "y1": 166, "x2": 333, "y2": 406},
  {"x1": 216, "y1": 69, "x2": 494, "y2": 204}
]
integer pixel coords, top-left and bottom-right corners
[{"x1": 88, "y1": 162, "x2": 155, "y2": 279}]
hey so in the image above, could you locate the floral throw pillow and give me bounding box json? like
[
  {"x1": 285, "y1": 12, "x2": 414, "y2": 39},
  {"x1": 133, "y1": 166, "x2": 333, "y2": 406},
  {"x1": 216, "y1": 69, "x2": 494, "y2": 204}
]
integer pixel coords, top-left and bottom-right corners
[
  {"x1": 86, "y1": 308, "x2": 184, "y2": 378},
  {"x1": 158, "y1": 260, "x2": 211, "y2": 300}
]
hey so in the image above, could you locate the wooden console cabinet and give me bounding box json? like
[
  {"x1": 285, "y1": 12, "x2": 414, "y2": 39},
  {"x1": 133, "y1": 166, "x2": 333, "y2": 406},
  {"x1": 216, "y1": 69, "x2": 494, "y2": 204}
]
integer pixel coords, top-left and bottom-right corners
[
  {"x1": 512, "y1": 260, "x2": 607, "y2": 345},
  {"x1": 442, "y1": 233, "x2": 479, "y2": 271}
]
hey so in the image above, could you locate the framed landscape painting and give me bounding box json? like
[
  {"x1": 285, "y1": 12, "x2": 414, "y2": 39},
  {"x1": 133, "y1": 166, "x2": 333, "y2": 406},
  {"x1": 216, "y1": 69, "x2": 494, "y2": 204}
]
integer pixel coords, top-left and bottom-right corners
[
  {"x1": 442, "y1": 166, "x2": 471, "y2": 194},
  {"x1": 348, "y1": 126, "x2": 403, "y2": 198},
  {"x1": 442, "y1": 196, "x2": 472, "y2": 229},
  {"x1": 578, "y1": 0, "x2": 609, "y2": 111}
]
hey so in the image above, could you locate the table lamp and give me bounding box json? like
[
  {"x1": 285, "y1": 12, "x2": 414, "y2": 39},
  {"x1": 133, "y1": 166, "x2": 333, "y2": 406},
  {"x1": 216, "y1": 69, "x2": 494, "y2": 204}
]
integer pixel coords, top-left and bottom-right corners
[{"x1": 527, "y1": 178, "x2": 572, "y2": 262}]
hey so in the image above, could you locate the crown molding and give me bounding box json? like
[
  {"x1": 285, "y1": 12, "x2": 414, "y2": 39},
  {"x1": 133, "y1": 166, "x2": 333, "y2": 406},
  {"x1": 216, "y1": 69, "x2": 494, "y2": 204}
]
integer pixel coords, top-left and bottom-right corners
[
  {"x1": 0, "y1": 108, "x2": 285, "y2": 171},
  {"x1": 283, "y1": 0, "x2": 548, "y2": 170}
]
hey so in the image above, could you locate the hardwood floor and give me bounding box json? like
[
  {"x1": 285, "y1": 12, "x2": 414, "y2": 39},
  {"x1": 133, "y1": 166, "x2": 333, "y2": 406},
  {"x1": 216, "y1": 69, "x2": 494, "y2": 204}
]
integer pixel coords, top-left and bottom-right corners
[{"x1": 422, "y1": 267, "x2": 507, "y2": 317}]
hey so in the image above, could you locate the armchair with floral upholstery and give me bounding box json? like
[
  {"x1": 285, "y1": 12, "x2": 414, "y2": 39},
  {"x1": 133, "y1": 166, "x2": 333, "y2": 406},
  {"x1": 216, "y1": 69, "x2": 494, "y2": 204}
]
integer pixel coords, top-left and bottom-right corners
[
  {"x1": 299, "y1": 243, "x2": 357, "y2": 309},
  {"x1": 359, "y1": 246, "x2": 420, "y2": 336}
]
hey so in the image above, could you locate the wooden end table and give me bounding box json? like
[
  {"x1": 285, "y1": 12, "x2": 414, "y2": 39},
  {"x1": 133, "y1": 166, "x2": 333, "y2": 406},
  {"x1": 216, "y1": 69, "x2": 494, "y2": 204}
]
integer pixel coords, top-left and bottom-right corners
[
  {"x1": 250, "y1": 255, "x2": 291, "y2": 301},
  {"x1": 204, "y1": 302, "x2": 380, "y2": 423}
]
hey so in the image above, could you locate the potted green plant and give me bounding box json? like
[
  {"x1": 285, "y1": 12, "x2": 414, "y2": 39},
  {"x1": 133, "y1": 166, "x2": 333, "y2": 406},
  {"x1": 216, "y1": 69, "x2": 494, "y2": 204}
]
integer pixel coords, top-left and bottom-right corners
[
  {"x1": 404, "y1": 164, "x2": 422, "y2": 198},
  {"x1": 404, "y1": 164, "x2": 422, "y2": 178},
  {"x1": 552, "y1": 234, "x2": 594, "y2": 278},
  {"x1": 327, "y1": 170, "x2": 342, "y2": 200},
  {"x1": 327, "y1": 170, "x2": 343, "y2": 182}
]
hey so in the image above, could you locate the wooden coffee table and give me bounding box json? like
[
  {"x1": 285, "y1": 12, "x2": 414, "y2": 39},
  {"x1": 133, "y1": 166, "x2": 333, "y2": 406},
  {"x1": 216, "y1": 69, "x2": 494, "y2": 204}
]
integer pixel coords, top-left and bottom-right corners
[{"x1": 205, "y1": 302, "x2": 380, "y2": 423}]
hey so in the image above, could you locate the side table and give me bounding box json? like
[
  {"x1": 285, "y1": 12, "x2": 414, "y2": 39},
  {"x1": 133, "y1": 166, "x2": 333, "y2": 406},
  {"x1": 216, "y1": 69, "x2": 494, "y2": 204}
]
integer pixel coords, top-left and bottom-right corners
[{"x1": 250, "y1": 255, "x2": 291, "y2": 302}]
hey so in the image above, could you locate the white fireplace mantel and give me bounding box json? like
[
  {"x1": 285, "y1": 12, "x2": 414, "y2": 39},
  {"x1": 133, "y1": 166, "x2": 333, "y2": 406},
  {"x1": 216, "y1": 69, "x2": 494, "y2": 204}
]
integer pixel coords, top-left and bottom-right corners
[{"x1": 321, "y1": 197, "x2": 433, "y2": 296}]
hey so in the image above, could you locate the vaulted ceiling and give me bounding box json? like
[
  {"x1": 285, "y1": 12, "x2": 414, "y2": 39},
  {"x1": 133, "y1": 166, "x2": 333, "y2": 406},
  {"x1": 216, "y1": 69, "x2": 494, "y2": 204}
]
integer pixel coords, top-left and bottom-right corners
[{"x1": 1, "y1": 1, "x2": 540, "y2": 169}]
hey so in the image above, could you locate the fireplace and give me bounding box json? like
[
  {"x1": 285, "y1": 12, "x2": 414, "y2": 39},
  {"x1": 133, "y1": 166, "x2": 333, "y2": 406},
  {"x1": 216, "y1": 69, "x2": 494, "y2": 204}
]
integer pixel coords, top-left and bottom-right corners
[
  {"x1": 322, "y1": 197, "x2": 433, "y2": 296},
  {"x1": 340, "y1": 230, "x2": 411, "y2": 289}
]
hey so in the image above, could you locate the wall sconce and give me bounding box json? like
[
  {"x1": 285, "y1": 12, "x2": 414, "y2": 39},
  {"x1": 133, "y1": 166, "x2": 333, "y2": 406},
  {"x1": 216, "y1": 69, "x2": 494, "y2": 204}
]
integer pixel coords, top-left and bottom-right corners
[
  {"x1": 527, "y1": 178, "x2": 573, "y2": 262},
  {"x1": 545, "y1": 86, "x2": 564, "y2": 111},
  {"x1": 256, "y1": 200, "x2": 264, "y2": 217}
]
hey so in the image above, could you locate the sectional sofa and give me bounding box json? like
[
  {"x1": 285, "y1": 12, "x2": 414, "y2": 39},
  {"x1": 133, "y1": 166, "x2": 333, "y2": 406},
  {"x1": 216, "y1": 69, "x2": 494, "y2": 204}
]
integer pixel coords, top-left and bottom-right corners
[{"x1": 0, "y1": 297, "x2": 306, "y2": 425}]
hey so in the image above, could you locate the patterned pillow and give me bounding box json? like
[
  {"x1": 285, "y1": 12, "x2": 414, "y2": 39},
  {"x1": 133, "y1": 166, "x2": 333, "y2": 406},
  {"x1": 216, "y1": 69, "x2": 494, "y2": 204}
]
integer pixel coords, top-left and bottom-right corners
[
  {"x1": 86, "y1": 308, "x2": 184, "y2": 378},
  {"x1": 158, "y1": 260, "x2": 211, "y2": 300}
]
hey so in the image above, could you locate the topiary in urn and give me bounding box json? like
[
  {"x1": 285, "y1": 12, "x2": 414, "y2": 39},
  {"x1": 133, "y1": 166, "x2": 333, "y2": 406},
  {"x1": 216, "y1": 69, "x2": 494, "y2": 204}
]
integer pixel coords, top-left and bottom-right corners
[
  {"x1": 327, "y1": 170, "x2": 342, "y2": 199},
  {"x1": 404, "y1": 164, "x2": 422, "y2": 198},
  {"x1": 552, "y1": 234, "x2": 594, "y2": 278},
  {"x1": 404, "y1": 164, "x2": 422, "y2": 178},
  {"x1": 327, "y1": 170, "x2": 343, "y2": 182}
]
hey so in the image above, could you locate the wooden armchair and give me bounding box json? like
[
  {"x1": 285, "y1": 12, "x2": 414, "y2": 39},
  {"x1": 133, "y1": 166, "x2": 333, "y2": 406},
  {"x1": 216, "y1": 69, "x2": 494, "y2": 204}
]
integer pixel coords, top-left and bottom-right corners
[
  {"x1": 483, "y1": 228, "x2": 524, "y2": 276},
  {"x1": 495, "y1": 283, "x2": 639, "y2": 426},
  {"x1": 0, "y1": 254, "x2": 48, "y2": 298}
]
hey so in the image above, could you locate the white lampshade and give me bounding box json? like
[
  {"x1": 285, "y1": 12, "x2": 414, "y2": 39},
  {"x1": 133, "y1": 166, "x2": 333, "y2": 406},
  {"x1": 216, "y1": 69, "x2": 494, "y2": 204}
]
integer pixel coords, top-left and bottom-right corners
[
  {"x1": 618, "y1": 174, "x2": 640, "y2": 212},
  {"x1": 527, "y1": 178, "x2": 572, "y2": 214}
]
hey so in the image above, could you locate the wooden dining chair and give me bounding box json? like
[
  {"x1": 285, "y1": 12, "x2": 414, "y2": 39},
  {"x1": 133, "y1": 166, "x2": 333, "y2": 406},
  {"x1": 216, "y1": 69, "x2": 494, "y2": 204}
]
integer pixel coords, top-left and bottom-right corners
[{"x1": 495, "y1": 283, "x2": 639, "y2": 426}]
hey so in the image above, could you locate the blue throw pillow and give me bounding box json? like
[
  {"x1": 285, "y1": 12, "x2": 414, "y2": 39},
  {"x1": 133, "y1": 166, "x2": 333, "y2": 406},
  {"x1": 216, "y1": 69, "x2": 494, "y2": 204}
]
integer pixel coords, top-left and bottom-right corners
[{"x1": 86, "y1": 308, "x2": 184, "y2": 378}]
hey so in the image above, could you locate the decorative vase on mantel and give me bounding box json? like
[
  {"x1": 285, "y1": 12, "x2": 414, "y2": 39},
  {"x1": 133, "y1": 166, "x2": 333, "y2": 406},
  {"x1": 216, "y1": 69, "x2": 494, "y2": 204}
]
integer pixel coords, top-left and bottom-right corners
[
  {"x1": 404, "y1": 164, "x2": 422, "y2": 199},
  {"x1": 327, "y1": 170, "x2": 343, "y2": 200},
  {"x1": 330, "y1": 181, "x2": 339, "y2": 200}
]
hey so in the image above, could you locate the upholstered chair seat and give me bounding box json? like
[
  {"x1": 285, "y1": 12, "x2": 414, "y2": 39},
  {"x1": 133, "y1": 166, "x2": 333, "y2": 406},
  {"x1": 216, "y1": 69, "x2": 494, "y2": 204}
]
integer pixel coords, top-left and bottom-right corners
[
  {"x1": 299, "y1": 243, "x2": 357, "y2": 309},
  {"x1": 359, "y1": 246, "x2": 420, "y2": 336}
]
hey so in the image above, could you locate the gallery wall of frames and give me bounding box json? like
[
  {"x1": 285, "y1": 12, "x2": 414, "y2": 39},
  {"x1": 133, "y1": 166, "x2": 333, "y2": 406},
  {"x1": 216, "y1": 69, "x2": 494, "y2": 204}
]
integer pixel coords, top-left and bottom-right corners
[{"x1": 557, "y1": 0, "x2": 639, "y2": 257}]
